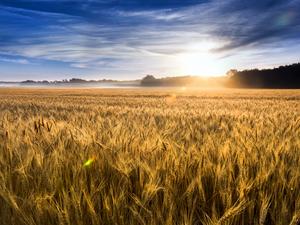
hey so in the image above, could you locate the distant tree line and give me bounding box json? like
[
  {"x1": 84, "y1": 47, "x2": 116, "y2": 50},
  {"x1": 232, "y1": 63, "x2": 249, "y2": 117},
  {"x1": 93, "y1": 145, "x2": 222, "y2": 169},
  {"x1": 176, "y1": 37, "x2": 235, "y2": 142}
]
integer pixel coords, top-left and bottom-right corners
[
  {"x1": 21, "y1": 78, "x2": 118, "y2": 84},
  {"x1": 141, "y1": 63, "x2": 300, "y2": 88},
  {"x1": 18, "y1": 63, "x2": 300, "y2": 88},
  {"x1": 227, "y1": 63, "x2": 300, "y2": 88}
]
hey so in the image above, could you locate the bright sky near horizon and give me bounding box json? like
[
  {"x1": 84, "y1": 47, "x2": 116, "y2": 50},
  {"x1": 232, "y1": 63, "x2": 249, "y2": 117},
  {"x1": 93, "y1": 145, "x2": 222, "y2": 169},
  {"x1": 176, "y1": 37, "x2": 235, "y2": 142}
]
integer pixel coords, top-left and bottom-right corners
[{"x1": 0, "y1": 0, "x2": 300, "y2": 81}]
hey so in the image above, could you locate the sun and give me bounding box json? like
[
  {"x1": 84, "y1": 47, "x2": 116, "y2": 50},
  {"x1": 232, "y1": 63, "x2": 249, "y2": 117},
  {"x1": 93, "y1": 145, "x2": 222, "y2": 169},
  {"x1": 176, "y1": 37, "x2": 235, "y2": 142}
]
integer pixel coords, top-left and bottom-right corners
[
  {"x1": 175, "y1": 42, "x2": 227, "y2": 77},
  {"x1": 177, "y1": 53, "x2": 221, "y2": 77}
]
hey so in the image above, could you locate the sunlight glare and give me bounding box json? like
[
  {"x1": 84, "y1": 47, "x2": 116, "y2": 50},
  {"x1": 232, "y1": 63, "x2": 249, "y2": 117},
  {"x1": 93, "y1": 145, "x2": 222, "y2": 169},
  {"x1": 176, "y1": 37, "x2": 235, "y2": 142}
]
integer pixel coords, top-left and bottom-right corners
[{"x1": 176, "y1": 42, "x2": 227, "y2": 77}]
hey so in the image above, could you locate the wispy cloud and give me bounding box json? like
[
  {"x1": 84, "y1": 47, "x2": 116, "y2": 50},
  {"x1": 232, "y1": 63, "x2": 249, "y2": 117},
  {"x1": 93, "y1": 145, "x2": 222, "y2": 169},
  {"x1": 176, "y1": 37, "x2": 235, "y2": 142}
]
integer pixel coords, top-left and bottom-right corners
[{"x1": 0, "y1": 56, "x2": 30, "y2": 64}]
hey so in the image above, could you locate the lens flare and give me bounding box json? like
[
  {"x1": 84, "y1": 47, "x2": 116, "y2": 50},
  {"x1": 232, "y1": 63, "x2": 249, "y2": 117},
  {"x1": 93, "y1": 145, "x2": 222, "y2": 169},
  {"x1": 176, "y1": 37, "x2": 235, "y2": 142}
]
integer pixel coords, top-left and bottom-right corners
[
  {"x1": 83, "y1": 157, "x2": 95, "y2": 167},
  {"x1": 275, "y1": 11, "x2": 295, "y2": 28}
]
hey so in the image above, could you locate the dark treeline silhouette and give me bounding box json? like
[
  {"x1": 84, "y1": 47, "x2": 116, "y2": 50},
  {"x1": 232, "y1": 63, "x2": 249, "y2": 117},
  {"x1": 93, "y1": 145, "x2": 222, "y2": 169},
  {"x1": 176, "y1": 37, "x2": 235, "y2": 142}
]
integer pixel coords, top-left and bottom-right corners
[
  {"x1": 21, "y1": 78, "x2": 117, "y2": 84},
  {"x1": 17, "y1": 78, "x2": 140, "y2": 87},
  {"x1": 141, "y1": 63, "x2": 300, "y2": 88},
  {"x1": 228, "y1": 63, "x2": 300, "y2": 88}
]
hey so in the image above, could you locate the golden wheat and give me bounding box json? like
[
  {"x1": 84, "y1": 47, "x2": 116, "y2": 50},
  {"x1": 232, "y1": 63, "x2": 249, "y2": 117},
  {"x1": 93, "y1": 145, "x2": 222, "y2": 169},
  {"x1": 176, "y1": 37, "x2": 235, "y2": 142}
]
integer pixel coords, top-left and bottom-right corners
[{"x1": 0, "y1": 88, "x2": 299, "y2": 225}]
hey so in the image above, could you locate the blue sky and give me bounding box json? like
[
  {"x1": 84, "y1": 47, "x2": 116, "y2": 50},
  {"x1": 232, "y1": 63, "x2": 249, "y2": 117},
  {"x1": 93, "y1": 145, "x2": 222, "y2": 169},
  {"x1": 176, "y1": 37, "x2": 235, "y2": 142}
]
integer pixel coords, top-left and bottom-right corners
[{"x1": 0, "y1": 0, "x2": 299, "y2": 81}]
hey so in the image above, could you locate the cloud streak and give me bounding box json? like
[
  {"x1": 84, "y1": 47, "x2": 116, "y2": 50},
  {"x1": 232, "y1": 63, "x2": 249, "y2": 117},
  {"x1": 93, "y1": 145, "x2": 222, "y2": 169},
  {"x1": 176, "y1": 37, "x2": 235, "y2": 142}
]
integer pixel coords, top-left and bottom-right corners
[{"x1": 0, "y1": 56, "x2": 30, "y2": 65}]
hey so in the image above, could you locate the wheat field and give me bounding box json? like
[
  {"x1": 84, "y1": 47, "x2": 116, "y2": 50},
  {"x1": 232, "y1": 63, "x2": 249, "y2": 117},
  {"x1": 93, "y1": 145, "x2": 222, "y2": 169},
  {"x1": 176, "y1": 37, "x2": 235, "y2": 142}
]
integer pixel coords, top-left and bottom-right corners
[{"x1": 0, "y1": 88, "x2": 299, "y2": 225}]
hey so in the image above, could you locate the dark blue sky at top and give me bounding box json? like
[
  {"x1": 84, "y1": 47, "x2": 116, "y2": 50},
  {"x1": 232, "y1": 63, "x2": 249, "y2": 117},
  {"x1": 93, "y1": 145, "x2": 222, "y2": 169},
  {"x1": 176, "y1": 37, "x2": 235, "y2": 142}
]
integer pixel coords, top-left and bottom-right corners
[{"x1": 0, "y1": 0, "x2": 299, "y2": 80}]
